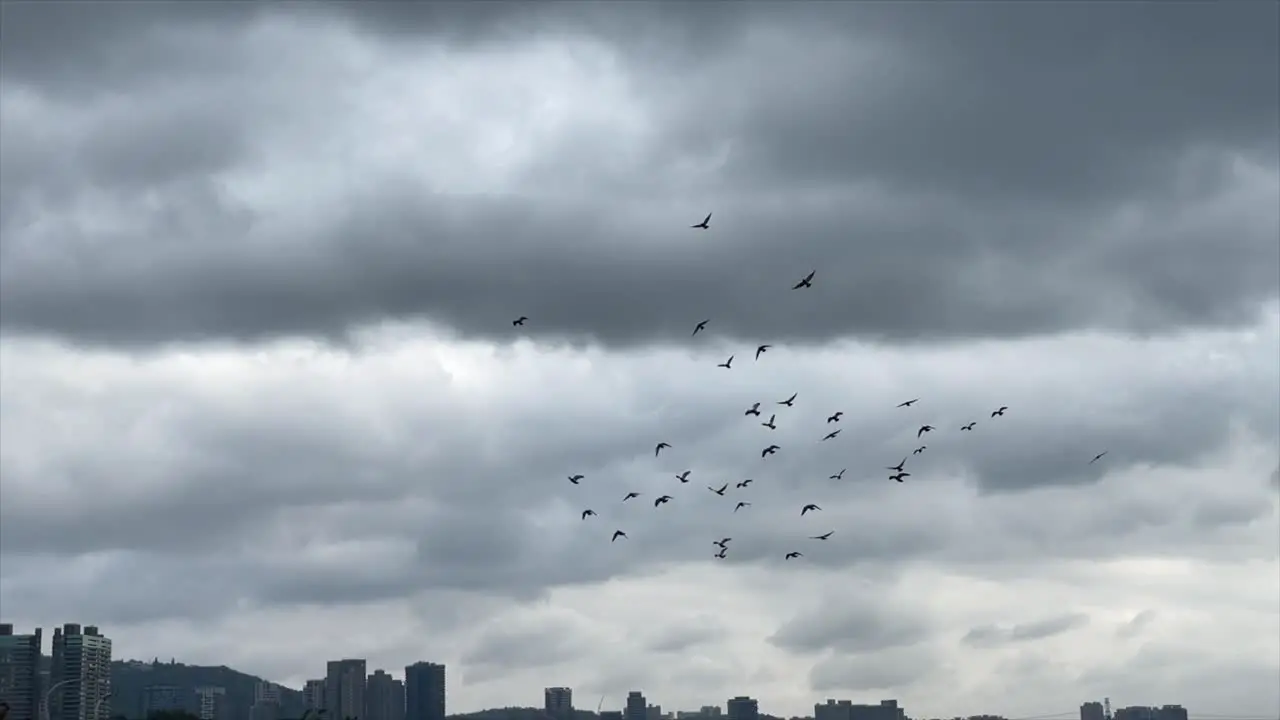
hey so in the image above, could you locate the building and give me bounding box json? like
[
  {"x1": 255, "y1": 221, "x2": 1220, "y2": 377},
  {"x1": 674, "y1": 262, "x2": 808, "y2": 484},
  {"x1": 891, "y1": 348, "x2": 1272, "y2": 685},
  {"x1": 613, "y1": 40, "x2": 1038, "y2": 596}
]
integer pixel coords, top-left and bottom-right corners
[
  {"x1": 601, "y1": 713, "x2": 623, "y2": 720},
  {"x1": 1081, "y1": 703, "x2": 1106, "y2": 720},
  {"x1": 194, "y1": 687, "x2": 227, "y2": 720},
  {"x1": 625, "y1": 692, "x2": 647, "y2": 720},
  {"x1": 302, "y1": 681, "x2": 326, "y2": 713},
  {"x1": 250, "y1": 682, "x2": 282, "y2": 720},
  {"x1": 1115, "y1": 707, "x2": 1188, "y2": 720},
  {"x1": 140, "y1": 686, "x2": 188, "y2": 717},
  {"x1": 325, "y1": 660, "x2": 367, "y2": 720},
  {"x1": 646, "y1": 705, "x2": 662, "y2": 720},
  {"x1": 727, "y1": 697, "x2": 759, "y2": 720},
  {"x1": 403, "y1": 662, "x2": 444, "y2": 720},
  {"x1": 365, "y1": 670, "x2": 404, "y2": 720},
  {"x1": 544, "y1": 688, "x2": 573, "y2": 718},
  {"x1": 50, "y1": 625, "x2": 112, "y2": 720},
  {"x1": 0, "y1": 625, "x2": 43, "y2": 720}
]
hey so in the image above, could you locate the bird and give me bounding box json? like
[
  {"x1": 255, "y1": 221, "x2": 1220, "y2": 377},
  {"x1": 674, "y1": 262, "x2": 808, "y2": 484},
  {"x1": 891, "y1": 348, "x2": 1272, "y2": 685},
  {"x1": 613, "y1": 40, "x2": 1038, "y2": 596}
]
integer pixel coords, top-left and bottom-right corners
[
  {"x1": 801, "y1": 503, "x2": 821, "y2": 515},
  {"x1": 709, "y1": 483, "x2": 728, "y2": 496},
  {"x1": 692, "y1": 319, "x2": 709, "y2": 336},
  {"x1": 654, "y1": 495, "x2": 673, "y2": 507},
  {"x1": 778, "y1": 393, "x2": 797, "y2": 407},
  {"x1": 691, "y1": 213, "x2": 712, "y2": 229},
  {"x1": 745, "y1": 402, "x2": 762, "y2": 416},
  {"x1": 1090, "y1": 451, "x2": 1108, "y2": 464},
  {"x1": 714, "y1": 548, "x2": 728, "y2": 559},
  {"x1": 581, "y1": 509, "x2": 596, "y2": 519},
  {"x1": 612, "y1": 530, "x2": 627, "y2": 542},
  {"x1": 568, "y1": 474, "x2": 584, "y2": 485},
  {"x1": 762, "y1": 444, "x2": 780, "y2": 458},
  {"x1": 890, "y1": 472, "x2": 910, "y2": 483},
  {"x1": 676, "y1": 470, "x2": 691, "y2": 483},
  {"x1": 736, "y1": 479, "x2": 754, "y2": 488},
  {"x1": 827, "y1": 411, "x2": 843, "y2": 423},
  {"x1": 887, "y1": 458, "x2": 907, "y2": 472},
  {"x1": 718, "y1": 355, "x2": 733, "y2": 369},
  {"x1": 756, "y1": 344, "x2": 771, "y2": 360},
  {"x1": 810, "y1": 531, "x2": 834, "y2": 540},
  {"x1": 623, "y1": 492, "x2": 641, "y2": 501},
  {"x1": 785, "y1": 551, "x2": 803, "y2": 560},
  {"x1": 830, "y1": 469, "x2": 846, "y2": 480},
  {"x1": 991, "y1": 406, "x2": 1008, "y2": 417},
  {"x1": 762, "y1": 414, "x2": 777, "y2": 430},
  {"x1": 913, "y1": 445, "x2": 927, "y2": 455},
  {"x1": 792, "y1": 270, "x2": 815, "y2": 289},
  {"x1": 655, "y1": 442, "x2": 671, "y2": 456},
  {"x1": 822, "y1": 429, "x2": 841, "y2": 441},
  {"x1": 961, "y1": 422, "x2": 976, "y2": 431},
  {"x1": 714, "y1": 537, "x2": 731, "y2": 548},
  {"x1": 734, "y1": 501, "x2": 751, "y2": 512},
  {"x1": 512, "y1": 316, "x2": 528, "y2": 326},
  {"x1": 917, "y1": 425, "x2": 934, "y2": 438},
  {"x1": 897, "y1": 398, "x2": 919, "y2": 408}
]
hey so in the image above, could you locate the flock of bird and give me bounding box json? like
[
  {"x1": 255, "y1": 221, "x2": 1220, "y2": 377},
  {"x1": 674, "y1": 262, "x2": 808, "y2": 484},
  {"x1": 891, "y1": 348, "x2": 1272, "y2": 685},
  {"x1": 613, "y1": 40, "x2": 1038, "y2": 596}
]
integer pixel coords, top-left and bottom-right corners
[{"x1": 516, "y1": 212, "x2": 1108, "y2": 562}]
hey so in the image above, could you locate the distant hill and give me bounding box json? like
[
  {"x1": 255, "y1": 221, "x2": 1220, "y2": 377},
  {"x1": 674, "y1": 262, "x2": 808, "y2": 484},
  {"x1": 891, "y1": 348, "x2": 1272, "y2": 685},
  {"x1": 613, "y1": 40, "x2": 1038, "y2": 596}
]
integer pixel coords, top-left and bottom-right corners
[{"x1": 108, "y1": 659, "x2": 305, "y2": 720}]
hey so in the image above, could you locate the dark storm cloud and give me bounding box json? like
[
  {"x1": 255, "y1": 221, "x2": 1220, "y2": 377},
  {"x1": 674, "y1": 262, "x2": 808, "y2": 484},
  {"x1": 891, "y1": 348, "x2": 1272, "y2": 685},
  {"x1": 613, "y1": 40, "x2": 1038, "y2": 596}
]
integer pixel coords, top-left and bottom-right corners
[
  {"x1": 961, "y1": 612, "x2": 1090, "y2": 648},
  {"x1": 1, "y1": 3, "x2": 1276, "y2": 350}
]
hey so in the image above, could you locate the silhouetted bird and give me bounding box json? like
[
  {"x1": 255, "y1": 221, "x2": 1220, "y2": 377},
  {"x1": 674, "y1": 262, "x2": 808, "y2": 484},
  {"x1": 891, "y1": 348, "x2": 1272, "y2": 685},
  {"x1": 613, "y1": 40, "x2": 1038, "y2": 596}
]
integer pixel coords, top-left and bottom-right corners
[
  {"x1": 913, "y1": 445, "x2": 927, "y2": 455},
  {"x1": 691, "y1": 213, "x2": 712, "y2": 229},
  {"x1": 1090, "y1": 451, "x2": 1108, "y2": 464},
  {"x1": 897, "y1": 398, "x2": 919, "y2": 408},
  {"x1": 778, "y1": 393, "x2": 797, "y2": 407},
  {"x1": 830, "y1": 469, "x2": 846, "y2": 480},
  {"x1": 718, "y1": 355, "x2": 733, "y2": 369},
  {"x1": 714, "y1": 537, "x2": 731, "y2": 548},
  {"x1": 887, "y1": 458, "x2": 907, "y2": 472},
  {"x1": 810, "y1": 531, "x2": 834, "y2": 540},
  {"x1": 961, "y1": 422, "x2": 976, "y2": 431},
  {"x1": 734, "y1": 501, "x2": 751, "y2": 512},
  {"x1": 762, "y1": 444, "x2": 780, "y2": 458},
  {"x1": 827, "y1": 411, "x2": 843, "y2": 423},
  {"x1": 676, "y1": 470, "x2": 691, "y2": 483},
  {"x1": 736, "y1": 479, "x2": 753, "y2": 488},
  {"x1": 715, "y1": 547, "x2": 728, "y2": 559},
  {"x1": 762, "y1": 414, "x2": 777, "y2": 430},
  {"x1": 756, "y1": 344, "x2": 771, "y2": 360},
  {"x1": 917, "y1": 425, "x2": 934, "y2": 438},
  {"x1": 822, "y1": 429, "x2": 841, "y2": 441},
  {"x1": 890, "y1": 472, "x2": 910, "y2": 483},
  {"x1": 568, "y1": 474, "x2": 584, "y2": 485},
  {"x1": 612, "y1": 530, "x2": 627, "y2": 542},
  {"x1": 581, "y1": 509, "x2": 596, "y2": 519},
  {"x1": 801, "y1": 503, "x2": 821, "y2": 515},
  {"x1": 512, "y1": 316, "x2": 528, "y2": 326},
  {"x1": 692, "y1": 319, "x2": 709, "y2": 336},
  {"x1": 991, "y1": 406, "x2": 1008, "y2": 417},
  {"x1": 745, "y1": 402, "x2": 762, "y2": 416},
  {"x1": 792, "y1": 270, "x2": 815, "y2": 289},
  {"x1": 655, "y1": 442, "x2": 671, "y2": 456},
  {"x1": 785, "y1": 551, "x2": 802, "y2": 560},
  {"x1": 654, "y1": 495, "x2": 673, "y2": 507},
  {"x1": 709, "y1": 483, "x2": 728, "y2": 496},
  {"x1": 623, "y1": 492, "x2": 641, "y2": 501}
]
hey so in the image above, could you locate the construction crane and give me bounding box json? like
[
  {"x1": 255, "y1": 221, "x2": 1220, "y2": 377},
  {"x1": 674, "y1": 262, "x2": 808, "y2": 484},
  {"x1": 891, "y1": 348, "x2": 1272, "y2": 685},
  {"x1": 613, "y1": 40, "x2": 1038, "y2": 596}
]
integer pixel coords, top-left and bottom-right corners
[{"x1": 597, "y1": 696, "x2": 605, "y2": 713}]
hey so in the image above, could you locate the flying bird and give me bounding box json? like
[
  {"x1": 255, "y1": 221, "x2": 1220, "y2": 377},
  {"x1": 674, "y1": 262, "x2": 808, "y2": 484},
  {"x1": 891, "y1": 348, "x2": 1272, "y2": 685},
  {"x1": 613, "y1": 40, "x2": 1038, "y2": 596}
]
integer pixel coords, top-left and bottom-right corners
[
  {"x1": 801, "y1": 503, "x2": 821, "y2": 515},
  {"x1": 655, "y1": 442, "x2": 671, "y2": 456},
  {"x1": 822, "y1": 429, "x2": 841, "y2": 441},
  {"x1": 890, "y1": 472, "x2": 910, "y2": 483},
  {"x1": 785, "y1": 551, "x2": 803, "y2": 560},
  {"x1": 709, "y1": 483, "x2": 729, "y2": 496},
  {"x1": 718, "y1": 355, "x2": 733, "y2": 369},
  {"x1": 762, "y1": 414, "x2": 777, "y2": 430},
  {"x1": 612, "y1": 530, "x2": 627, "y2": 542},
  {"x1": 810, "y1": 531, "x2": 834, "y2": 540},
  {"x1": 714, "y1": 548, "x2": 728, "y2": 559},
  {"x1": 692, "y1": 319, "x2": 709, "y2": 336},
  {"x1": 745, "y1": 402, "x2": 762, "y2": 416},
  {"x1": 917, "y1": 425, "x2": 934, "y2": 438},
  {"x1": 714, "y1": 538, "x2": 731, "y2": 548},
  {"x1": 961, "y1": 422, "x2": 977, "y2": 431},
  {"x1": 778, "y1": 393, "x2": 797, "y2": 407},
  {"x1": 1090, "y1": 451, "x2": 1108, "y2": 464},
  {"x1": 830, "y1": 469, "x2": 846, "y2": 480},
  {"x1": 913, "y1": 446, "x2": 927, "y2": 455},
  {"x1": 581, "y1": 509, "x2": 596, "y2": 519},
  {"x1": 792, "y1": 270, "x2": 816, "y2": 289},
  {"x1": 568, "y1": 474, "x2": 584, "y2": 485},
  {"x1": 654, "y1": 495, "x2": 673, "y2": 507},
  {"x1": 756, "y1": 344, "x2": 771, "y2": 360},
  {"x1": 827, "y1": 411, "x2": 843, "y2": 423},
  {"x1": 623, "y1": 492, "x2": 641, "y2": 502},
  {"x1": 762, "y1": 444, "x2": 780, "y2": 458},
  {"x1": 897, "y1": 398, "x2": 919, "y2": 408},
  {"x1": 676, "y1": 470, "x2": 691, "y2": 483},
  {"x1": 736, "y1": 479, "x2": 754, "y2": 488},
  {"x1": 734, "y1": 501, "x2": 751, "y2": 512},
  {"x1": 512, "y1": 316, "x2": 528, "y2": 326},
  {"x1": 887, "y1": 458, "x2": 907, "y2": 472},
  {"x1": 991, "y1": 406, "x2": 1008, "y2": 417},
  {"x1": 691, "y1": 213, "x2": 712, "y2": 229}
]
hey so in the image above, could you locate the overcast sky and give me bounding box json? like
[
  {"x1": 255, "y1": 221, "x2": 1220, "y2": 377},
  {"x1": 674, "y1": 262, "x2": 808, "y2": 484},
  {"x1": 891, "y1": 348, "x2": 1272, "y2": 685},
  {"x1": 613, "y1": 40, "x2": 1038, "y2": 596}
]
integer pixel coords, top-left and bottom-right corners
[{"x1": 1, "y1": 1, "x2": 1278, "y2": 716}]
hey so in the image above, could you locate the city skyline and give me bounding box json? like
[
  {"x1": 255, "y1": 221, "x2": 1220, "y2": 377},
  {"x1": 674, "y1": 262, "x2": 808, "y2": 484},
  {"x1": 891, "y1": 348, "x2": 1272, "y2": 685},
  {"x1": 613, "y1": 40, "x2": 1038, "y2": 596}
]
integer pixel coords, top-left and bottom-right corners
[{"x1": 1, "y1": 1, "x2": 1277, "y2": 717}]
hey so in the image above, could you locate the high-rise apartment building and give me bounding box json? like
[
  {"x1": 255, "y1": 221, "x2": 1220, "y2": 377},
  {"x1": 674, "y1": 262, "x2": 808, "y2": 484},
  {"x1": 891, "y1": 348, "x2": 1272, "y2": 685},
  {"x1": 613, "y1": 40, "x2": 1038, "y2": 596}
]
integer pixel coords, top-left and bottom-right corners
[
  {"x1": 325, "y1": 660, "x2": 367, "y2": 720},
  {"x1": 403, "y1": 663, "x2": 444, "y2": 720},
  {"x1": 624, "y1": 692, "x2": 646, "y2": 720},
  {"x1": 302, "y1": 681, "x2": 326, "y2": 712},
  {"x1": 727, "y1": 697, "x2": 759, "y2": 720},
  {"x1": 364, "y1": 670, "x2": 404, "y2": 720},
  {"x1": 250, "y1": 682, "x2": 282, "y2": 720},
  {"x1": 141, "y1": 686, "x2": 188, "y2": 717},
  {"x1": 1081, "y1": 702, "x2": 1106, "y2": 720},
  {"x1": 815, "y1": 700, "x2": 904, "y2": 720},
  {"x1": 0, "y1": 625, "x2": 43, "y2": 720},
  {"x1": 194, "y1": 687, "x2": 227, "y2": 720},
  {"x1": 50, "y1": 625, "x2": 111, "y2": 720},
  {"x1": 544, "y1": 688, "x2": 572, "y2": 718}
]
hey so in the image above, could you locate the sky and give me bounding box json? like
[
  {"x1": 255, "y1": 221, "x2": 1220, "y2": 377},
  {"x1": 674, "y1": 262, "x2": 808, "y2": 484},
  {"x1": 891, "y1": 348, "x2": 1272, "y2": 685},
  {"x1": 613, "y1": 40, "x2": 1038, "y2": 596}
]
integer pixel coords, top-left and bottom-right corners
[{"x1": 1, "y1": 1, "x2": 1278, "y2": 717}]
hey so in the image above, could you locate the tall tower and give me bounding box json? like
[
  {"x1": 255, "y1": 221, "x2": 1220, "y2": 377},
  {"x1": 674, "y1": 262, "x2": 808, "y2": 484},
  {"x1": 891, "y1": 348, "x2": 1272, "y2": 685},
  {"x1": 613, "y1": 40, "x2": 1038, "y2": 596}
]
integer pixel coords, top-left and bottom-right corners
[
  {"x1": 403, "y1": 662, "x2": 444, "y2": 720},
  {"x1": 544, "y1": 688, "x2": 573, "y2": 718},
  {"x1": 364, "y1": 670, "x2": 404, "y2": 720},
  {"x1": 324, "y1": 660, "x2": 366, "y2": 720},
  {"x1": 49, "y1": 625, "x2": 111, "y2": 720},
  {"x1": 624, "y1": 692, "x2": 646, "y2": 720},
  {"x1": 0, "y1": 625, "x2": 43, "y2": 720}
]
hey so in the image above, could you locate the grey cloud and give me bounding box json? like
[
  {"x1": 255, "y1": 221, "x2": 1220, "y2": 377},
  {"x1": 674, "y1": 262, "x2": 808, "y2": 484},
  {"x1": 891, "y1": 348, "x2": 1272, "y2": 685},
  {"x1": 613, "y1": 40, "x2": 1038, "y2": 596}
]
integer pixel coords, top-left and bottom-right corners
[
  {"x1": 808, "y1": 648, "x2": 936, "y2": 693},
  {"x1": 962, "y1": 612, "x2": 1090, "y2": 648},
  {"x1": 460, "y1": 617, "x2": 583, "y2": 674},
  {"x1": 770, "y1": 592, "x2": 931, "y2": 655},
  {"x1": 1116, "y1": 609, "x2": 1159, "y2": 640},
  {"x1": 642, "y1": 617, "x2": 726, "y2": 654}
]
